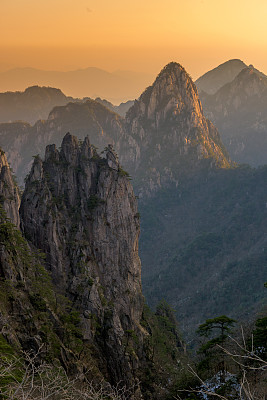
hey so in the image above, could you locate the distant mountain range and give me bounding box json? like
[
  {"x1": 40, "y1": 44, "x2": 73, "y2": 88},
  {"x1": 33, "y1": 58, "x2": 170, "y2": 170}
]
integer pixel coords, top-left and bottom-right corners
[
  {"x1": 0, "y1": 63, "x2": 230, "y2": 191},
  {"x1": 0, "y1": 67, "x2": 154, "y2": 102},
  {"x1": 197, "y1": 59, "x2": 267, "y2": 166},
  {"x1": 0, "y1": 86, "x2": 75, "y2": 125},
  {"x1": 0, "y1": 86, "x2": 133, "y2": 125}
]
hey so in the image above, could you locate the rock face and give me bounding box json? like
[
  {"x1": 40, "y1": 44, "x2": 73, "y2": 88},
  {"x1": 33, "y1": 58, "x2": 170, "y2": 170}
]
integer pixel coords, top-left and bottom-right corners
[
  {"x1": 0, "y1": 148, "x2": 20, "y2": 227},
  {"x1": 20, "y1": 133, "x2": 144, "y2": 387},
  {"x1": 200, "y1": 66, "x2": 267, "y2": 166},
  {"x1": 126, "y1": 62, "x2": 231, "y2": 196},
  {"x1": 0, "y1": 147, "x2": 74, "y2": 370}
]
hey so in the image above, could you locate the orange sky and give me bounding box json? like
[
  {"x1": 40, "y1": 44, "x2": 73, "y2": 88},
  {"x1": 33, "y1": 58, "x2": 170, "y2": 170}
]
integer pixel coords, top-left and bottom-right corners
[{"x1": 1, "y1": 0, "x2": 267, "y2": 78}]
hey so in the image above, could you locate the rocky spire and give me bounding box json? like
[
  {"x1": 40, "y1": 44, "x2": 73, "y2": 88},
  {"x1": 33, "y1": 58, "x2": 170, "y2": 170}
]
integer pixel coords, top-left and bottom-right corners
[
  {"x1": 0, "y1": 148, "x2": 20, "y2": 227},
  {"x1": 125, "y1": 62, "x2": 231, "y2": 196},
  {"x1": 126, "y1": 62, "x2": 203, "y2": 129},
  {"x1": 106, "y1": 144, "x2": 119, "y2": 170},
  {"x1": 20, "y1": 133, "x2": 144, "y2": 390}
]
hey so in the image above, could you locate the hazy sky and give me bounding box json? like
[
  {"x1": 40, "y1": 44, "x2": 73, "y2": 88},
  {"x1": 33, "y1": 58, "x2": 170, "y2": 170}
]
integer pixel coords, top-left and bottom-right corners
[{"x1": 1, "y1": 0, "x2": 267, "y2": 78}]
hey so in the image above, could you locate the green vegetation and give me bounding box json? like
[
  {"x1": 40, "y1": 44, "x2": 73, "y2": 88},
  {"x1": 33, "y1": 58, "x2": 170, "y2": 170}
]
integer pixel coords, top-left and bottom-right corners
[
  {"x1": 87, "y1": 194, "x2": 103, "y2": 210},
  {"x1": 140, "y1": 166, "x2": 267, "y2": 342},
  {"x1": 252, "y1": 316, "x2": 267, "y2": 359},
  {"x1": 196, "y1": 316, "x2": 236, "y2": 380},
  {"x1": 118, "y1": 166, "x2": 131, "y2": 179},
  {"x1": 139, "y1": 301, "x2": 195, "y2": 397},
  {"x1": 0, "y1": 205, "x2": 85, "y2": 365}
]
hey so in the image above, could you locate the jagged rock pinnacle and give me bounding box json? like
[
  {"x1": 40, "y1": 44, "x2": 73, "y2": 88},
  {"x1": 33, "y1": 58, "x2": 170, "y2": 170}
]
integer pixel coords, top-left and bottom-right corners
[
  {"x1": 0, "y1": 148, "x2": 20, "y2": 227},
  {"x1": 106, "y1": 144, "x2": 119, "y2": 170}
]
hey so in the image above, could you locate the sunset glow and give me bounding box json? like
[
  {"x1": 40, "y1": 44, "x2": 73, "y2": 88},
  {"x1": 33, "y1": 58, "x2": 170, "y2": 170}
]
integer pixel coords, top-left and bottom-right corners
[{"x1": 1, "y1": 0, "x2": 267, "y2": 77}]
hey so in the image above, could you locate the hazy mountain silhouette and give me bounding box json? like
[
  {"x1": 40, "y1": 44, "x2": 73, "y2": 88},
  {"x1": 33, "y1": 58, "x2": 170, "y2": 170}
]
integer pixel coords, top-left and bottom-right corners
[
  {"x1": 196, "y1": 59, "x2": 247, "y2": 94},
  {"x1": 0, "y1": 67, "x2": 154, "y2": 102},
  {"x1": 0, "y1": 86, "x2": 76, "y2": 124},
  {"x1": 200, "y1": 65, "x2": 267, "y2": 166}
]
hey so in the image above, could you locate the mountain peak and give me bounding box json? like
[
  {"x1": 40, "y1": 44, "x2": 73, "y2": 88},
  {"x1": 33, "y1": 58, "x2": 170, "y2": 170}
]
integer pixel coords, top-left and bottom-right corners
[
  {"x1": 153, "y1": 61, "x2": 191, "y2": 92},
  {"x1": 196, "y1": 59, "x2": 248, "y2": 94},
  {"x1": 157, "y1": 61, "x2": 185, "y2": 76},
  {"x1": 127, "y1": 61, "x2": 200, "y2": 124},
  {"x1": 236, "y1": 65, "x2": 267, "y2": 80},
  {"x1": 125, "y1": 62, "x2": 231, "y2": 195}
]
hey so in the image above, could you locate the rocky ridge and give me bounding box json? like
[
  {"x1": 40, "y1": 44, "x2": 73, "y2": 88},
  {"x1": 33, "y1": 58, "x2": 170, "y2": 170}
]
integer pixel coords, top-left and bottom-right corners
[
  {"x1": 0, "y1": 85, "x2": 74, "y2": 125},
  {"x1": 195, "y1": 59, "x2": 247, "y2": 94},
  {"x1": 94, "y1": 97, "x2": 134, "y2": 117},
  {"x1": 0, "y1": 148, "x2": 88, "y2": 378},
  {"x1": 200, "y1": 66, "x2": 267, "y2": 165}
]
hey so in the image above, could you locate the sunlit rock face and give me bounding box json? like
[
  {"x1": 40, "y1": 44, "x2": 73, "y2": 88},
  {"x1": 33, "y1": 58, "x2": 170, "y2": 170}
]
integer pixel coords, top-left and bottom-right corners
[{"x1": 125, "y1": 62, "x2": 231, "y2": 196}]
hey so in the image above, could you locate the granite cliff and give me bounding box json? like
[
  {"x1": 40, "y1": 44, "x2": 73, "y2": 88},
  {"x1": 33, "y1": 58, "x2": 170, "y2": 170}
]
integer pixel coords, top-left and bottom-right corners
[
  {"x1": 125, "y1": 62, "x2": 230, "y2": 196},
  {"x1": 20, "y1": 133, "x2": 143, "y2": 387},
  {"x1": 0, "y1": 148, "x2": 20, "y2": 227},
  {"x1": 0, "y1": 134, "x2": 187, "y2": 398}
]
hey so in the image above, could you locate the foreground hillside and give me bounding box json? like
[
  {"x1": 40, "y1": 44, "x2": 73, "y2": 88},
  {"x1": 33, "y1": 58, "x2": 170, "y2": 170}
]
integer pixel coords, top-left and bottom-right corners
[{"x1": 0, "y1": 135, "x2": 189, "y2": 399}]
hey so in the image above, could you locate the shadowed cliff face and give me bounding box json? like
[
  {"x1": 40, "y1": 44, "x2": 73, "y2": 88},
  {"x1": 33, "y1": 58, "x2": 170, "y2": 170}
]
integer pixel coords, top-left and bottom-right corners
[
  {"x1": 20, "y1": 133, "x2": 144, "y2": 387},
  {"x1": 0, "y1": 148, "x2": 20, "y2": 227}
]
